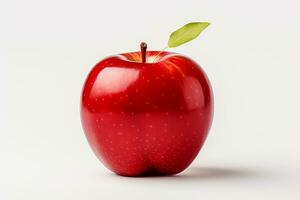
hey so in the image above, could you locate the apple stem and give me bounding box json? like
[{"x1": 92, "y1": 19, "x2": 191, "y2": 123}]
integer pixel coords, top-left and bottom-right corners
[{"x1": 140, "y1": 42, "x2": 147, "y2": 63}]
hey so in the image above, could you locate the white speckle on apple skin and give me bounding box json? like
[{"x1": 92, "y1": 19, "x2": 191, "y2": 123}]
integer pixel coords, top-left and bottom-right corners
[{"x1": 117, "y1": 132, "x2": 123, "y2": 136}]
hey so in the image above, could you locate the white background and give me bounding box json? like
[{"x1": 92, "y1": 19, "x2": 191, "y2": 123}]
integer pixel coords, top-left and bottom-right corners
[{"x1": 2, "y1": 0, "x2": 300, "y2": 199}]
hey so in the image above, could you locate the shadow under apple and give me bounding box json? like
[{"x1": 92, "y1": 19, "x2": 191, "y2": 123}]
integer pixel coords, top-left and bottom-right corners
[
  {"x1": 112, "y1": 166, "x2": 265, "y2": 181},
  {"x1": 176, "y1": 166, "x2": 262, "y2": 181}
]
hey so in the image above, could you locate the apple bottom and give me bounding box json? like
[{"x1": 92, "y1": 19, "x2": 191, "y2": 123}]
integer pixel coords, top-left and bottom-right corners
[{"x1": 82, "y1": 109, "x2": 210, "y2": 176}]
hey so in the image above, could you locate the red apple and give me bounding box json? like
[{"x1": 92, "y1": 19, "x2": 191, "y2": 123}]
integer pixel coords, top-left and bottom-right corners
[{"x1": 81, "y1": 47, "x2": 213, "y2": 176}]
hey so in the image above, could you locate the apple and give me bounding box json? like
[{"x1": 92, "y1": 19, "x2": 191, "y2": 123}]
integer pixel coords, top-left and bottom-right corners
[{"x1": 81, "y1": 43, "x2": 213, "y2": 176}]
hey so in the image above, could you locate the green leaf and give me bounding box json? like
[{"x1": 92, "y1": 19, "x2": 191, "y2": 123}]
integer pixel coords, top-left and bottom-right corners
[{"x1": 167, "y1": 22, "x2": 210, "y2": 48}]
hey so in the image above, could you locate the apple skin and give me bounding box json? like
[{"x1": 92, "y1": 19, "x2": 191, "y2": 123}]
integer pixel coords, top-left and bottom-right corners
[{"x1": 81, "y1": 51, "x2": 213, "y2": 176}]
